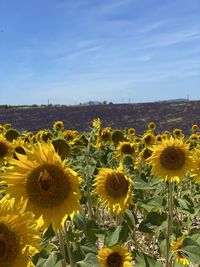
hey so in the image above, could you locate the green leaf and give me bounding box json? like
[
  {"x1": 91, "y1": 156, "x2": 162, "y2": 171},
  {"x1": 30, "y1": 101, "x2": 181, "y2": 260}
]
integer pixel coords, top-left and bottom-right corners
[
  {"x1": 73, "y1": 214, "x2": 86, "y2": 231},
  {"x1": 77, "y1": 253, "x2": 99, "y2": 267},
  {"x1": 36, "y1": 251, "x2": 63, "y2": 267},
  {"x1": 181, "y1": 245, "x2": 200, "y2": 264},
  {"x1": 123, "y1": 209, "x2": 137, "y2": 229},
  {"x1": 138, "y1": 212, "x2": 167, "y2": 233},
  {"x1": 42, "y1": 224, "x2": 55, "y2": 242},
  {"x1": 139, "y1": 197, "x2": 163, "y2": 212},
  {"x1": 134, "y1": 250, "x2": 163, "y2": 267},
  {"x1": 105, "y1": 225, "x2": 122, "y2": 247}
]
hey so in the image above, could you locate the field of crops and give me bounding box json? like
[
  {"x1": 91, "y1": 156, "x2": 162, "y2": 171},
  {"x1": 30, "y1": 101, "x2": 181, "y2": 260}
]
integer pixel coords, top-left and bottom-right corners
[{"x1": 0, "y1": 119, "x2": 200, "y2": 267}]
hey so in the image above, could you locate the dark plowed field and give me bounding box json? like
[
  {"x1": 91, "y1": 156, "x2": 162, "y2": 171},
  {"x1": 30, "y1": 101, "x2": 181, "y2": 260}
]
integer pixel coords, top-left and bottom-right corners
[{"x1": 0, "y1": 100, "x2": 199, "y2": 135}]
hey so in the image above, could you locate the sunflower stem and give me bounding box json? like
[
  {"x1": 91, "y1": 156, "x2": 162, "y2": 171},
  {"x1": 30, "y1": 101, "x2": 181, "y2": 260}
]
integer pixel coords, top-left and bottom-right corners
[
  {"x1": 65, "y1": 230, "x2": 75, "y2": 267},
  {"x1": 166, "y1": 182, "x2": 174, "y2": 267},
  {"x1": 58, "y1": 228, "x2": 67, "y2": 267}
]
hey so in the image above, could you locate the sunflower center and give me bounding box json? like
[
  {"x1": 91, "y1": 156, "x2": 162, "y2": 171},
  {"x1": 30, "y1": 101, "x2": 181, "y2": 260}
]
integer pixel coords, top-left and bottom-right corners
[
  {"x1": 38, "y1": 169, "x2": 56, "y2": 194},
  {"x1": 26, "y1": 164, "x2": 71, "y2": 208},
  {"x1": 0, "y1": 141, "x2": 8, "y2": 158},
  {"x1": 121, "y1": 144, "x2": 133, "y2": 155},
  {"x1": 0, "y1": 223, "x2": 19, "y2": 264},
  {"x1": 106, "y1": 252, "x2": 123, "y2": 267},
  {"x1": 160, "y1": 146, "x2": 186, "y2": 170},
  {"x1": 143, "y1": 148, "x2": 152, "y2": 159},
  {"x1": 105, "y1": 173, "x2": 129, "y2": 198}
]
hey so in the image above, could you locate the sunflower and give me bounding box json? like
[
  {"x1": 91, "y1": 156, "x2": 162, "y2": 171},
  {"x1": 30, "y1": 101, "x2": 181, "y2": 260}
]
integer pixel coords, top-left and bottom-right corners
[
  {"x1": 128, "y1": 128, "x2": 135, "y2": 135},
  {"x1": 0, "y1": 196, "x2": 40, "y2": 267},
  {"x1": 4, "y1": 128, "x2": 20, "y2": 142},
  {"x1": 191, "y1": 124, "x2": 199, "y2": 132},
  {"x1": 148, "y1": 138, "x2": 193, "y2": 183},
  {"x1": 173, "y1": 128, "x2": 184, "y2": 139},
  {"x1": 93, "y1": 168, "x2": 133, "y2": 215},
  {"x1": 156, "y1": 134, "x2": 163, "y2": 143},
  {"x1": 139, "y1": 147, "x2": 153, "y2": 163},
  {"x1": 148, "y1": 122, "x2": 156, "y2": 131},
  {"x1": 12, "y1": 139, "x2": 28, "y2": 160},
  {"x1": 171, "y1": 236, "x2": 189, "y2": 265},
  {"x1": 97, "y1": 246, "x2": 132, "y2": 267},
  {"x1": 52, "y1": 120, "x2": 64, "y2": 132},
  {"x1": 61, "y1": 130, "x2": 78, "y2": 144},
  {"x1": 112, "y1": 130, "x2": 125, "y2": 147},
  {"x1": 0, "y1": 134, "x2": 13, "y2": 165},
  {"x1": 1, "y1": 142, "x2": 81, "y2": 232},
  {"x1": 142, "y1": 132, "x2": 156, "y2": 146},
  {"x1": 52, "y1": 138, "x2": 71, "y2": 160},
  {"x1": 115, "y1": 141, "x2": 136, "y2": 159},
  {"x1": 191, "y1": 147, "x2": 200, "y2": 183},
  {"x1": 101, "y1": 127, "x2": 111, "y2": 143}
]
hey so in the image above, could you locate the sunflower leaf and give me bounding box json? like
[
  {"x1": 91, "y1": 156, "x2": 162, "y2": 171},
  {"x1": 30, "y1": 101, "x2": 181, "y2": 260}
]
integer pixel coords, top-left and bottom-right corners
[{"x1": 76, "y1": 253, "x2": 99, "y2": 267}]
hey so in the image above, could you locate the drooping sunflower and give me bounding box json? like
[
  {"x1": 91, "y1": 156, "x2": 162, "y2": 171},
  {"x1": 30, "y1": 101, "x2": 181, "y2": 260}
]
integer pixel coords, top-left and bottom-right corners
[
  {"x1": 1, "y1": 142, "x2": 81, "y2": 232},
  {"x1": 115, "y1": 141, "x2": 136, "y2": 159},
  {"x1": 0, "y1": 196, "x2": 40, "y2": 267},
  {"x1": 97, "y1": 246, "x2": 133, "y2": 267},
  {"x1": 52, "y1": 138, "x2": 71, "y2": 160},
  {"x1": 148, "y1": 138, "x2": 193, "y2": 183},
  {"x1": 171, "y1": 236, "x2": 189, "y2": 265},
  {"x1": 0, "y1": 134, "x2": 13, "y2": 165},
  {"x1": 112, "y1": 130, "x2": 125, "y2": 147},
  {"x1": 93, "y1": 168, "x2": 133, "y2": 215}
]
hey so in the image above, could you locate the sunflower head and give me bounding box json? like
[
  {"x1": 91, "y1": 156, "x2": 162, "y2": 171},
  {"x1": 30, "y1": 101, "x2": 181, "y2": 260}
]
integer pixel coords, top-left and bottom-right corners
[
  {"x1": 115, "y1": 141, "x2": 136, "y2": 159},
  {"x1": 190, "y1": 148, "x2": 200, "y2": 183},
  {"x1": 128, "y1": 128, "x2": 135, "y2": 135},
  {"x1": 93, "y1": 168, "x2": 133, "y2": 215},
  {"x1": 0, "y1": 197, "x2": 40, "y2": 267},
  {"x1": 148, "y1": 121, "x2": 156, "y2": 130},
  {"x1": 142, "y1": 132, "x2": 156, "y2": 146},
  {"x1": 52, "y1": 138, "x2": 71, "y2": 160},
  {"x1": 111, "y1": 130, "x2": 125, "y2": 147},
  {"x1": 52, "y1": 120, "x2": 65, "y2": 132},
  {"x1": 101, "y1": 127, "x2": 111, "y2": 143},
  {"x1": 97, "y1": 246, "x2": 132, "y2": 267},
  {"x1": 173, "y1": 128, "x2": 184, "y2": 139},
  {"x1": 1, "y1": 142, "x2": 81, "y2": 232},
  {"x1": 0, "y1": 135, "x2": 13, "y2": 164},
  {"x1": 148, "y1": 138, "x2": 193, "y2": 183},
  {"x1": 12, "y1": 139, "x2": 27, "y2": 160},
  {"x1": 4, "y1": 129, "x2": 20, "y2": 142},
  {"x1": 171, "y1": 236, "x2": 189, "y2": 265},
  {"x1": 156, "y1": 134, "x2": 163, "y2": 143},
  {"x1": 40, "y1": 130, "x2": 53, "y2": 142},
  {"x1": 191, "y1": 124, "x2": 199, "y2": 132},
  {"x1": 62, "y1": 130, "x2": 77, "y2": 143},
  {"x1": 140, "y1": 147, "x2": 153, "y2": 163}
]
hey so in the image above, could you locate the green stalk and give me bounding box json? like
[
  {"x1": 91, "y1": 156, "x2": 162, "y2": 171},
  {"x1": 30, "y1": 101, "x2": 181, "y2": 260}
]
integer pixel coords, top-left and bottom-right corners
[
  {"x1": 58, "y1": 228, "x2": 67, "y2": 267},
  {"x1": 165, "y1": 182, "x2": 174, "y2": 267}
]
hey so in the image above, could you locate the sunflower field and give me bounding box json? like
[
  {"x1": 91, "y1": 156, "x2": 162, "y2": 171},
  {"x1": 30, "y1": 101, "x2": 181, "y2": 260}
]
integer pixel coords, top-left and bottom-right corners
[{"x1": 0, "y1": 119, "x2": 200, "y2": 267}]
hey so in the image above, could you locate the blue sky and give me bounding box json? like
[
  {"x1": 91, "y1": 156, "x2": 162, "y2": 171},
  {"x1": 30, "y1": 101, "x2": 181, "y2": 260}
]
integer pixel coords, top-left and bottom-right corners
[{"x1": 0, "y1": 0, "x2": 200, "y2": 105}]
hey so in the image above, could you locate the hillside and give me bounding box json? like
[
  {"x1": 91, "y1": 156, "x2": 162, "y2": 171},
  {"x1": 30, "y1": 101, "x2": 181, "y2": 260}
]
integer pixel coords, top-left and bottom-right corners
[{"x1": 0, "y1": 100, "x2": 199, "y2": 135}]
